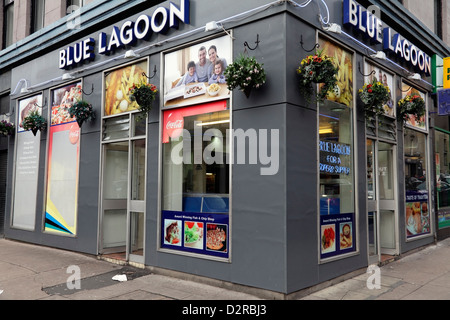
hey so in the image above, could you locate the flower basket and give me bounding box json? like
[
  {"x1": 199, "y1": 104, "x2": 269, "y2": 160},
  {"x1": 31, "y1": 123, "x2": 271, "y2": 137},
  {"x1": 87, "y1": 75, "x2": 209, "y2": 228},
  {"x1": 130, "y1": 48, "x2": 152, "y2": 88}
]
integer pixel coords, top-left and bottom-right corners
[
  {"x1": 22, "y1": 110, "x2": 47, "y2": 136},
  {"x1": 397, "y1": 94, "x2": 425, "y2": 123},
  {"x1": 297, "y1": 50, "x2": 339, "y2": 103},
  {"x1": 129, "y1": 81, "x2": 158, "y2": 119},
  {"x1": 68, "y1": 100, "x2": 95, "y2": 128},
  {"x1": 0, "y1": 120, "x2": 15, "y2": 136},
  {"x1": 224, "y1": 54, "x2": 266, "y2": 98},
  {"x1": 358, "y1": 80, "x2": 391, "y2": 120}
]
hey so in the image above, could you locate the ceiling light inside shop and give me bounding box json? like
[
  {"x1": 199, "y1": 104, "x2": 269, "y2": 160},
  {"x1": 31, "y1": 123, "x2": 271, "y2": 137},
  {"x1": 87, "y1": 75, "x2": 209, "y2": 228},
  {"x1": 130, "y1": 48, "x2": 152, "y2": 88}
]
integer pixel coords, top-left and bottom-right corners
[{"x1": 195, "y1": 119, "x2": 230, "y2": 126}]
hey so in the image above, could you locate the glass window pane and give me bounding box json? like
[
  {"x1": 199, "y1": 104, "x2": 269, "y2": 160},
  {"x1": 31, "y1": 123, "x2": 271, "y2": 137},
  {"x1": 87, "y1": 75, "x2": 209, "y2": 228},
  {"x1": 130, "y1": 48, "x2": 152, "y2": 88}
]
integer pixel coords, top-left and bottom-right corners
[
  {"x1": 103, "y1": 142, "x2": 128, "y2": 199},
  {"x1": 404, "y1": 128, "x2": 430, "y2": 238},
  {"x1": 131, "y1": 139, "x2": 145, "y2": 200},
  {"x1": 161, "y1": 107, "x2": 230, "y2": 258},
  {"x1": 4, "y1": 3, "x2": 14, "y2": 48},
  {"x1": 103, "y1": 115, "x2": 130, "y2": 141},
  {"x1": 367, "y1": 139, "x2": 375, "y2": 200},
  {"x1": 318, "y1": 38, "x2": 355, "y2": 259},
  {"x1": 436, "y1": 130, "x2": 450, "y2": 228}
]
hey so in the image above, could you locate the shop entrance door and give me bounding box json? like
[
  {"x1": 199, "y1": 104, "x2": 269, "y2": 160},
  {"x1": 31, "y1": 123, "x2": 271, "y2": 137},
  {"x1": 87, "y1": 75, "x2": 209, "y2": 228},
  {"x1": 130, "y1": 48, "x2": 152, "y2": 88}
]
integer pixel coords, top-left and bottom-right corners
[
  {"x1": 100, "y1": 139, "x2": 146, "y2": 264},
  {"x1": 367, "y1": 140, "x2": 398, "y2": 264}
]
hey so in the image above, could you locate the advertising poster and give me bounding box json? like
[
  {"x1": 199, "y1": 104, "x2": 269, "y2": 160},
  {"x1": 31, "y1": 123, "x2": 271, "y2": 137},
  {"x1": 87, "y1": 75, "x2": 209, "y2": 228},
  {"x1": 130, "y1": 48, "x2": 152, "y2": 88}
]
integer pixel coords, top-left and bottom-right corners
[
  {"x1": 401, "y1": 84, "x2": 426, "y2": 130},
  {"x1": 163, "y1": 35, "x2": 231, "y2": 108},
  {"x1": 319, "y1": 38, "x2": 353, "y2": 107},
  {"x1": 406, "y1": 191, "x2": 430, "y2": 238},
  {"x1": 44, "y1": 82, "x2": 82, "y2": 235},
  {"x1": 364, "y1": 63, "x2": 395, "y2": 117},
  {"x1": 320, "y1": 213, "x2": 355, "y2": 259},
  {"x1": 161, "y1": 210, "x2": 229, "y2": 258},
  {"x1": 12, "y1": 94, "x2": 43, "y2": 230},
  {"x1": 104, "y1": 61, "x2": 148, "y2": 116}
]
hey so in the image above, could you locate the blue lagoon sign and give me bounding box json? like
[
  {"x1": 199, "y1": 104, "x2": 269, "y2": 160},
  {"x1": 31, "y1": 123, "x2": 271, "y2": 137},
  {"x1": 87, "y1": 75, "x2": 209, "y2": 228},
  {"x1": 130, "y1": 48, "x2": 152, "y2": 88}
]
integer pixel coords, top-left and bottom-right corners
[
  {"x1": 343, "y1": 0, "x2": 431, "y2": 76},
  {"x1": 59, "y1": 0, "x2": 190, "y2": 69}
]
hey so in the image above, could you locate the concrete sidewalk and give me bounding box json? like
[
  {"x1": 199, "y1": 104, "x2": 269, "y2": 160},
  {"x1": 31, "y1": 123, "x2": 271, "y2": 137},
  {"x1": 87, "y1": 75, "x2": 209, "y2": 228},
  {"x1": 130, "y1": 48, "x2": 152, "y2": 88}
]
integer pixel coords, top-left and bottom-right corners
[
  {"x1": 301, "y1": 237, "x2": 450, "y2": 300},
  {"x1": 1, "y1": 237, "x2": 450, "y2": 300},
  {"x1": 0, "y1": 239, "x2": 260, "y2": 300}
]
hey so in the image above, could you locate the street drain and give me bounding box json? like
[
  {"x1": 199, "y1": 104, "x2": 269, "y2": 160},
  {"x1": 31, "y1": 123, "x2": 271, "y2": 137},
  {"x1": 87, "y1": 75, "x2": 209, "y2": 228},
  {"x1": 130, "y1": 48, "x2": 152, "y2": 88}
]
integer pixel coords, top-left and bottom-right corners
[{"x1": 43, "y1": 266, "x2": 152, "y2": 296}]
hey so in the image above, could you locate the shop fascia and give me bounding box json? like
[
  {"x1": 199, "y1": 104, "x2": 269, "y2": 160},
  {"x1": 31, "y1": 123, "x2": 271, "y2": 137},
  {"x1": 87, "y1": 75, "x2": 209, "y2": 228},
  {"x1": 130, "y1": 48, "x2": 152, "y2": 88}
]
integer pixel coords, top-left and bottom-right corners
[
  {"x1": 343, "y1": 0, "x2": 431, "y2": 77},
  {"x1": 59, "y1": 0, "x2": 190, "y2": 69}
]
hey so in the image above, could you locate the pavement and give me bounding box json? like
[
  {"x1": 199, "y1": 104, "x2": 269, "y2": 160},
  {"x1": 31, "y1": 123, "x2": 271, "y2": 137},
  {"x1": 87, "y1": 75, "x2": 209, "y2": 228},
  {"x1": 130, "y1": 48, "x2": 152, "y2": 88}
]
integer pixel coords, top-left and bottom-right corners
[{"x1": 1, "y1": 237, "x2": 450, "y2": 301}]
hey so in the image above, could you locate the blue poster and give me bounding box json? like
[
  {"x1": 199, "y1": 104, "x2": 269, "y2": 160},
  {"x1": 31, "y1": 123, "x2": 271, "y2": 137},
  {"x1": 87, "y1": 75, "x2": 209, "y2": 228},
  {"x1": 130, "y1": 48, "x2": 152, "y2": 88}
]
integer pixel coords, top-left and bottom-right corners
[
  {"x1": 320, "y1": 213, "x2": 355, "y2": 259},
  {"x1": 161, "y1": 210, "x2": 229, "y2": 258}
]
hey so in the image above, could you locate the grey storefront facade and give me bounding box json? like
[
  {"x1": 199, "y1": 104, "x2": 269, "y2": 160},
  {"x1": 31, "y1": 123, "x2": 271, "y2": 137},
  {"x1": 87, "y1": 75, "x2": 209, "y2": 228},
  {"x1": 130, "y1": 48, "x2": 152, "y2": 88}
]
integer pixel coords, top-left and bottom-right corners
[{"x1": 1, "y1": 0, "x2": 449, "y2": 298}]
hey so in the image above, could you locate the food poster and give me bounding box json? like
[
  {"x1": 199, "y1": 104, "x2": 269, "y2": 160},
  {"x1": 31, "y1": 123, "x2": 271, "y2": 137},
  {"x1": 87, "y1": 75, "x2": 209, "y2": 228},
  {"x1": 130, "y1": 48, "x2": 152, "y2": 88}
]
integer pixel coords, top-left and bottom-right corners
[
  {"x1": 11, "y1": 94, "x2": 43, "y2": 230},
  {"x1": 406, "y1": 191, "x2": 431, "y2": 238},
  {"x1": 320, "y1": 213, "x2": 355, "y2": 259},
  {"x1": 401, "y1": 84, "x2": 426, "y2": 130},
  {"x1": 44, "y1": 82, "x2": 81, "y2": 235},
  {"x1": 163, "y1": 35, "x2": 231, "y2": 108},
  {"x1": 364, "y1": 63, "x2": 395, "y2": 117},
  {"x1": 104, "y1": 61, "x2": 148, "y2": 116},
  {"x1": 318, "y1": 38, "x2": 353, "y2": 107},
  {"x1": 161, "y1": 210, "x2": 229, "y2": 258}
]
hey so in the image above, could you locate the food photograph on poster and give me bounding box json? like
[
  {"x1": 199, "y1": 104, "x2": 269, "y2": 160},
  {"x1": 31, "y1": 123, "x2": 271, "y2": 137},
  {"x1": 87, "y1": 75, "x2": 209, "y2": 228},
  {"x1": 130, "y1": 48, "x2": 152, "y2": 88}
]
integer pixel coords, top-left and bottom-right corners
[
  {"x1": 163, "y1": 35, "x2": 231, "y2": 107},
  {"x1": 104, "y1": 61, "x2": 148, "y2": 116}
]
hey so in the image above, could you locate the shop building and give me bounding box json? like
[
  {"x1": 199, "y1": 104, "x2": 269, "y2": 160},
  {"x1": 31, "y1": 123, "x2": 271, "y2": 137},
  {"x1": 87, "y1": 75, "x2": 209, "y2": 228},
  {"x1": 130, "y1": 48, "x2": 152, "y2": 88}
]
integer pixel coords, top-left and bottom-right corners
[{"x1": 1, "y1": 0, "x2": 449, "y2": 298}]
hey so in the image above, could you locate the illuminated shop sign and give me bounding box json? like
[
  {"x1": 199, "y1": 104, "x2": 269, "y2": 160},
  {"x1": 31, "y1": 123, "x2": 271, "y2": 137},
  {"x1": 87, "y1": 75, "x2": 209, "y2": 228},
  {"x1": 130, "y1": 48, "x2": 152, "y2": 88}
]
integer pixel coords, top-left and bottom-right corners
[
  {"x1": 343, "y1": 0, "x2": 431, "y2": 76},
  {"x1": 59, "y1": 0, "x2": 190, "y2": 69}
]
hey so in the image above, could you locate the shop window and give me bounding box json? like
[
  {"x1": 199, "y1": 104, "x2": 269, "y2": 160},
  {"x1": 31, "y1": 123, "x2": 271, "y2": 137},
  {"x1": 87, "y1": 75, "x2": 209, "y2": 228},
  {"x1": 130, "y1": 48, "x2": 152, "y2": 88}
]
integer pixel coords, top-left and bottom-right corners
[
  {"x1": 31, "y1": 0, "x2": 45, "y2": 33},
  {"x1": 404, "y1": 128, "x2": 431, "y2": 238},
  {"x1": 160, "y1": 101, "x2": 230, "y2": 259},
  {"x1": 435, "y1": 129, "x2": 450, "y2": 229},
  {"x1": 318, "y1": 38, "x2": 356, "y2": 260},
  {"x1": 3, "y1": 0, "x2": 14, "y2": 48}
]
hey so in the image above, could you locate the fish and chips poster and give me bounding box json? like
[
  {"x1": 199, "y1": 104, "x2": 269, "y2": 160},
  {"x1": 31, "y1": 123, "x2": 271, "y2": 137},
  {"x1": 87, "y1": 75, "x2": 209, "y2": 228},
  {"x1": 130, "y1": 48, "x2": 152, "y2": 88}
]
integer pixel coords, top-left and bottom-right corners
[
  {"x1": 161, "y1": 210, "x2": 229, "y2": 259},
  {"x1": 104, "y1": 60, "x2": 148, "y2": 116},
  {"x1": 319, "y1": 38, "x2": 353, "y2": 107}
]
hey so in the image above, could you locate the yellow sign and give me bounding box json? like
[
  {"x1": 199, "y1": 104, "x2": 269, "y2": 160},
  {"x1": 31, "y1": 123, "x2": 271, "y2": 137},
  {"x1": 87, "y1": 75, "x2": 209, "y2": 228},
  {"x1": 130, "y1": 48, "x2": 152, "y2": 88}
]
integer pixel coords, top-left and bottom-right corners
[{"x1": 443, "y1": 57, "x2": 450, "y2": 89}]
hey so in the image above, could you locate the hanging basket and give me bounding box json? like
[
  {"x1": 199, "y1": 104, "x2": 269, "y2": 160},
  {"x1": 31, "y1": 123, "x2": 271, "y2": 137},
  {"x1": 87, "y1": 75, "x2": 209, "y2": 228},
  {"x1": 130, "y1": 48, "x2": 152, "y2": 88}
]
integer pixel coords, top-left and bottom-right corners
[
  {"x1": 0, "y1": 120, "x2": 15, "y2": 136},
  {"x1": 397, "y1": 94, "x2": 425, "y2": 123},
  {"x1": 297, "y1": 50, "x2": 339, "y2": 103},
  {"x1": 22, "y1": 110, "x2": 47, "y2": 136},
  {"x1": 224, "y1": 54, "x2": 266, "y2": 98},
  {"x1": 68, "y1": 100, "x2": 95, "y2": 128},
  {"x1": 358, "y1": 80, "x2": 391, "y2": 120},
  {"x1": 129, "y1": 82, "x2": 158, "y2": 119}
]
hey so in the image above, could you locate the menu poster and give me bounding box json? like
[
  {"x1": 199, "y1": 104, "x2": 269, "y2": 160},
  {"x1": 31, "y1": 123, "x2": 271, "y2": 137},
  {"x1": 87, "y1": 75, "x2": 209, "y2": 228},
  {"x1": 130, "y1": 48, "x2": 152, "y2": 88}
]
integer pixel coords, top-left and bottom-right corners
[
  {"x1": 320, "y1": 213, "x2": 355, "y2": 259},
  {"x1": 161, "y1": 210, "x2": 229, "y2": 258},
  {"x1": 12, "y1": 94, "x2": 43, "y2": 230},
  {"x1": 406, "y1": 190, "x2": 430, "y2": 238}
]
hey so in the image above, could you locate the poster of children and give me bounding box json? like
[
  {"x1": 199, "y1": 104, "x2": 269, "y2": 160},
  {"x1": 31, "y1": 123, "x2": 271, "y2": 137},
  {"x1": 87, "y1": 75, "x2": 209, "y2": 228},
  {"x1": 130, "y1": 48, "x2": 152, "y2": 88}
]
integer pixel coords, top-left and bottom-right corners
[{"x1": 163, "y1": 35, "x2": 231, "y2": 107}]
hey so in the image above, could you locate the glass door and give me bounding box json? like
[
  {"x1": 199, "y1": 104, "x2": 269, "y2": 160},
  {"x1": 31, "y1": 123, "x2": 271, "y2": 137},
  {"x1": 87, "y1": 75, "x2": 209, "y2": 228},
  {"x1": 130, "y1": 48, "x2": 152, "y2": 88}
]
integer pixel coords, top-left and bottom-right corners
[
  {"x1": 100, "y1": 115, "x2": 147, "y2": 264},
  {"x1": 102, "y1": 142, "x2": 129, "y2": 254},
  {"x1": 367, "y1": 139, "x2": 398, "y2": 263}
]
